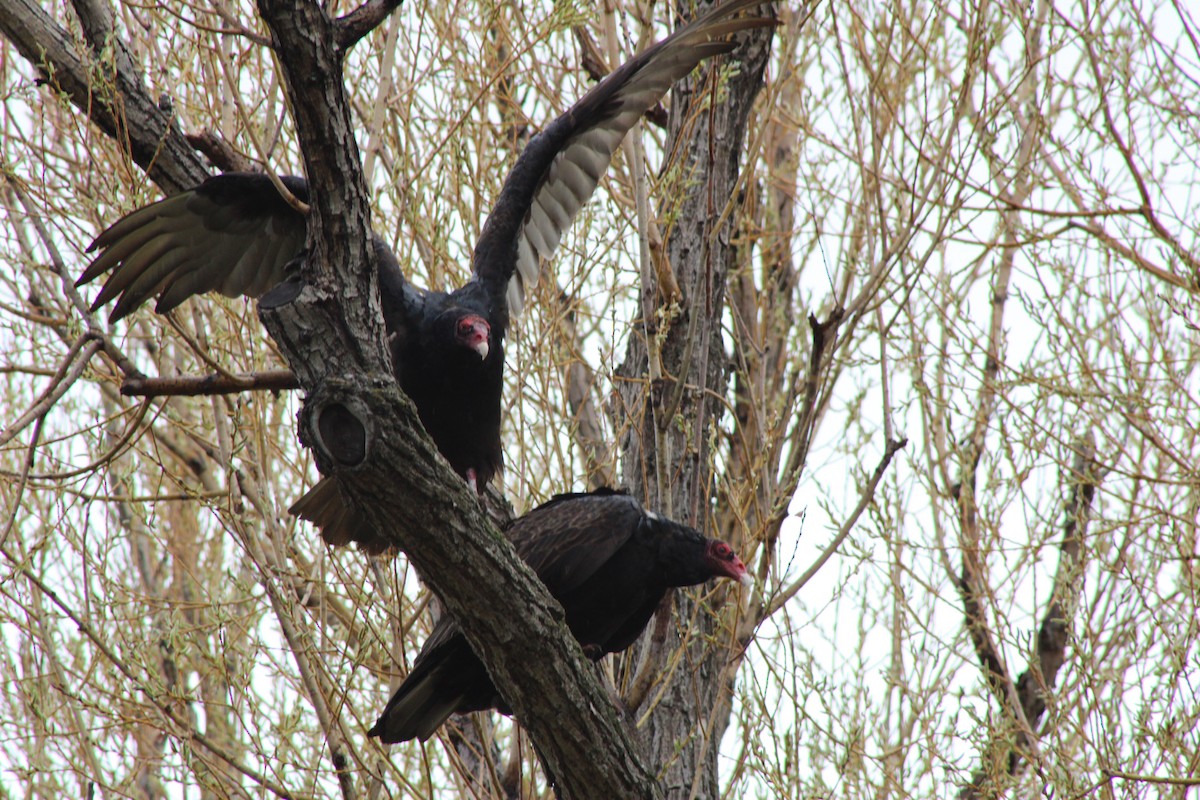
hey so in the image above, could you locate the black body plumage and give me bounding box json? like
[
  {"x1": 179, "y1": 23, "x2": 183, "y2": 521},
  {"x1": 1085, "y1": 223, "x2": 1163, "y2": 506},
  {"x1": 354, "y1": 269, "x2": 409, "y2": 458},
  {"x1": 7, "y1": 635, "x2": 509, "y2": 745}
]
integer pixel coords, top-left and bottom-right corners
[{"x1": 367, "y1": 490, "x2": 751, "y2": 744}]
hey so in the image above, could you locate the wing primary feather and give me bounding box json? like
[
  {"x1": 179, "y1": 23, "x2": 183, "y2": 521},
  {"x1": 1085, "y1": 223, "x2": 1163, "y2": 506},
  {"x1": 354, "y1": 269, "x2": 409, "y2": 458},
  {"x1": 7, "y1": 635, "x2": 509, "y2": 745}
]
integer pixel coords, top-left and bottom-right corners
[
  {"x1": 79, "y1": 200, "x2": 196, "y2": 287},
  {"x1": 91, "y1": 235, "x2": 183, "y2": 312},
  {"x1": 473, "y1": 0, "x2": 774, "y2": 315},
  {"x1": 84, "y1": 192, "x2": 191, "y2": 254},
  {"x1": 81, "y1": 173, "x2": 309, "y2": 321}
]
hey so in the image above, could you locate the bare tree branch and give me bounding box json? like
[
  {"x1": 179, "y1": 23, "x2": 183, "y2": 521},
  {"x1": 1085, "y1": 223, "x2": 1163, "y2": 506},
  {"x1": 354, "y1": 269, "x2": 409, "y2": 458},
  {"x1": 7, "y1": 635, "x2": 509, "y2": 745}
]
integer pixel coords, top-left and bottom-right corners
[
  {"x1": 960, "y1": 437, "x2": 1102, "y2": 798},
  {"x1": 550, "y1": 287, "x2": 614, "y2": 489},
  {"x1": 0, "y1": 0, "x2": 206, "y2": 192},
  {"x1": 120, "y1": 370, "x2": 299, "y2": 397},
  {"x1": 336, "y1": 0, "x2": 404, "y2": 53},
  {"x1": 252, "y1": 0, "x2": 662, "y2": 794},
  {"x1": 761, "y1": 436, "x2": 908, "y2": 621}
]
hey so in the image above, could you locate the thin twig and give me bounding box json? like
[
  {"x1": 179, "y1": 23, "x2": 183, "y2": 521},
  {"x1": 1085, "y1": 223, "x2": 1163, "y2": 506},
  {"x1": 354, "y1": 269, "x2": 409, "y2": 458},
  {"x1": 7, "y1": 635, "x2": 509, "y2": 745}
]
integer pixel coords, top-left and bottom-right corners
[
  {"x1": 4, "y1": 561, "x2": 313, "y2": 800},
  {"x1": 0, "y1": 335, "x2": 102, "y2": 448},
  {"x1": 0, "y1": 415, "x2": 44, "y2": 551},
  {"x1": 762, "y1": 436, "x2": 908, "y2": 620}
]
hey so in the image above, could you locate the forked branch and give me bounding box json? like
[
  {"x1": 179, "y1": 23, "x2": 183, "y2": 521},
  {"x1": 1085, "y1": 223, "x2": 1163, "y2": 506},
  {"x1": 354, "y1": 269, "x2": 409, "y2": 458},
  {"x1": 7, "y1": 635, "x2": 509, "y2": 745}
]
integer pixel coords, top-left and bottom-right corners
[{"x1": 959, "y1": 438, "x2": 1102, "y2": 798}]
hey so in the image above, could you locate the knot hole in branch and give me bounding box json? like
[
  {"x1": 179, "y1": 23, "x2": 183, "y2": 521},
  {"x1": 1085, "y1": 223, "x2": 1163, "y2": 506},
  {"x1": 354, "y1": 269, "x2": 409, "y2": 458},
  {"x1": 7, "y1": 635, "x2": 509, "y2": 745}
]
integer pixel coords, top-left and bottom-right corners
[{"x1": 308, "y1": 396, "x2": 372, "y2": 468}]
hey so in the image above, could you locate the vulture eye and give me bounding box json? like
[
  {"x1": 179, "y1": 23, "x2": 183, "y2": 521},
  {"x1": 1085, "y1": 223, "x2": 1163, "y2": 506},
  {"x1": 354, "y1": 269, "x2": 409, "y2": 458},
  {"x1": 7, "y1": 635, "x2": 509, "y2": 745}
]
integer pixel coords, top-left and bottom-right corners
[{"x1": 714, "y1": 542, "x2": 733, "y2": 560}]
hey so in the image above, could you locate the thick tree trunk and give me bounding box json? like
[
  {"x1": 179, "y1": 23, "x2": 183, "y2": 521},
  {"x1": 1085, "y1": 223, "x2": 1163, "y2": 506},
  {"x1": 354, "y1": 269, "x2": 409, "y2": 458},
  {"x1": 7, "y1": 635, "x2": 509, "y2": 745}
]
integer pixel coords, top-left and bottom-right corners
[
  {"x1": 252, "y1": 2, "x2": 664, "y2": 797},
  {"x1": 615, "y1": 7, "x2": 773, "y2": 797}
]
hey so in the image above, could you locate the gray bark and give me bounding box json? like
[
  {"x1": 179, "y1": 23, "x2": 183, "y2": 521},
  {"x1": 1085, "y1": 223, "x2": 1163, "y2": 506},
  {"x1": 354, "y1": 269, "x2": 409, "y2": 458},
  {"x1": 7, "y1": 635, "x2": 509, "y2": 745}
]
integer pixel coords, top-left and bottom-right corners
[
  {"x1": 253, "y1": 0, "x2": 663, "y2": 796},
  {"x1": 614, "y1": 5, "x2": 773, "y2": 797}
]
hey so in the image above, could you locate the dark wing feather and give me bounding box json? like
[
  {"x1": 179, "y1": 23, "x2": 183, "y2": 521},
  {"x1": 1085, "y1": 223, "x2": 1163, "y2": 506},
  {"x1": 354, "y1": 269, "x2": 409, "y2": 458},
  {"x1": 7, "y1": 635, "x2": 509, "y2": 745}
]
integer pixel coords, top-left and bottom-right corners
[
  {"x1": 472, "y1": 0, "x2": 774, "y2": 315},
  {"x1": 369, "y1": 490, "x2": 645, "y2": 742},
  {"x1": 79, "y1": 173, "x2": 309, "y2": 322},
  {"x1": 509, "y1": 491, "x2": 645, "y2": 598},
  {"x1": 368, "y1": 624, "x2": 484, "y2": 743}
]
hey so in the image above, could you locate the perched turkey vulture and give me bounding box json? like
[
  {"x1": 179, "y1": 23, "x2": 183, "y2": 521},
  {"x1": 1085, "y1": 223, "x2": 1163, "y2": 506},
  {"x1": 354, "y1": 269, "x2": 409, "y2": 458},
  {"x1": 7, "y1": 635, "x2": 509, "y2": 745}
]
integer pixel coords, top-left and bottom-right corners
[
  {"x1": 77, "y1": 0, "x2": 773, "y2": 547},
  {"x1": 368, "y1": 490, "x2": 752, "y2": 744}
]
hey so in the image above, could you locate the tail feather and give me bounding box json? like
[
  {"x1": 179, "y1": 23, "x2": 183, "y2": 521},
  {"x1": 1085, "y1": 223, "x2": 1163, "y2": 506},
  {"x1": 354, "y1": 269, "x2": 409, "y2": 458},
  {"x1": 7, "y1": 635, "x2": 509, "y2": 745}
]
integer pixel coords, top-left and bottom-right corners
[
  {"x1": 288, "y1": 478, "x2": 392, "y2": 555},
  {"x1": 369, "y1": 671, "x2": 467, "y2": 744}
]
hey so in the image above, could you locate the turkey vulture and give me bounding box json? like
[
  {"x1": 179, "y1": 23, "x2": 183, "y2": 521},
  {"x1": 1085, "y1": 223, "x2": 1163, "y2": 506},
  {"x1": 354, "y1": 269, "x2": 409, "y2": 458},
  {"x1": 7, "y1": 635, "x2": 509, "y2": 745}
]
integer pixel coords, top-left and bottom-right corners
[
  {"x1": 368, "y1": 490, "x2": 752, "y2": 744},
  {"x1": 77, "y1": 1, "x2": 772, "y2": 546}
]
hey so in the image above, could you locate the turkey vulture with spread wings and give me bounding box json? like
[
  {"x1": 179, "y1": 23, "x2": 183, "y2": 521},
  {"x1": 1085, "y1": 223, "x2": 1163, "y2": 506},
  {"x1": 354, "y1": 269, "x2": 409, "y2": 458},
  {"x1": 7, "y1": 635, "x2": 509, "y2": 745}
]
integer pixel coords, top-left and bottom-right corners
[
  {"x1": 78, "y1": 1, "x2": 772, "y2": 542},
  {"x1": 367, "y1": 490, "x2": 752, "y2": 744}
]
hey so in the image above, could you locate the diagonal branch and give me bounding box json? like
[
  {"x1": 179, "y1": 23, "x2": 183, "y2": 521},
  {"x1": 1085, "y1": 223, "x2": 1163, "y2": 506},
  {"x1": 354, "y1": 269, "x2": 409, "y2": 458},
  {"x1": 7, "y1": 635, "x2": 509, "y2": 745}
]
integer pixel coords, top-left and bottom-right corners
[
  {"x1": 253, "y1": 0, "x2": 661, "y2": 796},
  {"x1": 0, "y1": 0, "x2": 207, "y2": 193},
  {"x1": 336, "y1": 0, "x2": 404, "y2": 52},
  {"x1": 760, "y1": 435, "x2": 908, "y2": 622},
  {"x1": 0, "y1": 333, "x2": 102, "y2": 449}
]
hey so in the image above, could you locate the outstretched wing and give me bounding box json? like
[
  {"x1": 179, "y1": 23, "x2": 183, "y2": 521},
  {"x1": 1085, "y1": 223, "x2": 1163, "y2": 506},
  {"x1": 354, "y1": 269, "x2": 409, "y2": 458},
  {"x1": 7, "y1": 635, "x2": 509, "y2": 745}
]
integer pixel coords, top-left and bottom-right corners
[
  {"x1": 472, "y1": 0, "x2": 774, "y2": 315},
  {"x1": 78, "y1": 173, "x2": 310, "y2": 322}
]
